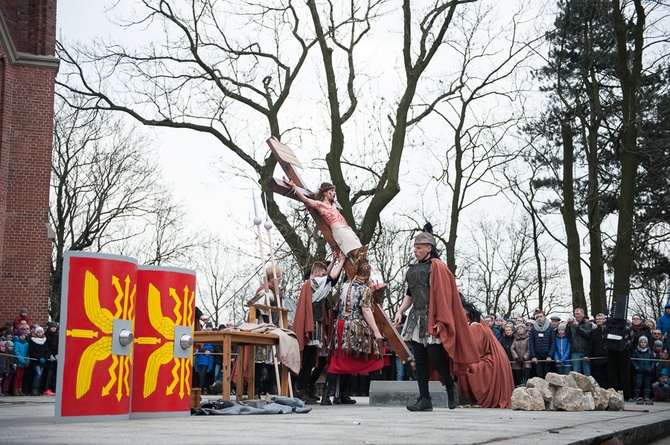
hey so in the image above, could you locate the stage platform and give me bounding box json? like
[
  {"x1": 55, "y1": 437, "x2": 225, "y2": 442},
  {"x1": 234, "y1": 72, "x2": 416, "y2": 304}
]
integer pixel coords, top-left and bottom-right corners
[{"x1": 1, "y1": 394, "x2": 669, "y2": 444}]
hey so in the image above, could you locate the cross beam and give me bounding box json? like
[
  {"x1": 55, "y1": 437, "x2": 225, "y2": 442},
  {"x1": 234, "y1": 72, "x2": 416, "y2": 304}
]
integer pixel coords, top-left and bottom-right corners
[{"x1": 265, "y1": 137, "x2": 357, "y2": 279}]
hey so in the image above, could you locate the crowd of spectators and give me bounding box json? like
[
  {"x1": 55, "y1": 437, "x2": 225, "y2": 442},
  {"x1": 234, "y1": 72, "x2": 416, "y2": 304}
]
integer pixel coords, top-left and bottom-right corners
[
  {"x1": 0, "y1": 308, "x2": 59, "y2": 397},
  {"x1": 3, "y1": 302, "x2": 670, "y2": 406},
  {"x1": 491, "y1": 303, "x2": 670, "y2": 405}
]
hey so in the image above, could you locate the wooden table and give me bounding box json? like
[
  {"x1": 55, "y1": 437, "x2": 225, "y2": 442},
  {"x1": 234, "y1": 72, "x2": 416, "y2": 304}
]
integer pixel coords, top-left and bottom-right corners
[{"x1": 193, "y1": 330, "x2": 288, "y2": 401}]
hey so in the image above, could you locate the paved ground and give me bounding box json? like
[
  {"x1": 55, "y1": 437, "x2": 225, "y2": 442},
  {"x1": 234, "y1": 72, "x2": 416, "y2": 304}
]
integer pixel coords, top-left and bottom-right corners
[{"x1": 1, "y1": 395, "x2": 670, "y2": 445}]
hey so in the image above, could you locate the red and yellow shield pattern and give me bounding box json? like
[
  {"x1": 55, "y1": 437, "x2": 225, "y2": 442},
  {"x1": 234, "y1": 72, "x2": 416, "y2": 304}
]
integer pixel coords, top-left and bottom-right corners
[
  {"x1": 56, "y1": 252, "x2": 137, "y2": 420},
  {"x1": 131, "y1": 266, "x2": 195, "y2": 416}
]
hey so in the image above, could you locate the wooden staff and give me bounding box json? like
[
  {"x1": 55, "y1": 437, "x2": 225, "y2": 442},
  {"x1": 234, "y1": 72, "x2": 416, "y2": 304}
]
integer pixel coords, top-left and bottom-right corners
[
  {"x1": 264, "y1": 192, "x2": 294, "y2": 398},
  {"x1": 253, "y1": 190, "x2": 283, "y2": 396}
]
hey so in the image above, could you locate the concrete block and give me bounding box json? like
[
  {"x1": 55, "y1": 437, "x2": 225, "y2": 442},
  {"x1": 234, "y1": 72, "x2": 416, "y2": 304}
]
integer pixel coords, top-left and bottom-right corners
[{"x1": 369, "y1": 381, "x2": 455, "y2": 407}]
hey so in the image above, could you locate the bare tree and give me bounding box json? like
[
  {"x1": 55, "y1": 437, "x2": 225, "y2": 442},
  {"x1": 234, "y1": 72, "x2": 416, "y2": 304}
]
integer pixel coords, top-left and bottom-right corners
[
  {"x1": 195, "y1": 239, "x2": 259, "y2": 326},
  {"x1": 49, "y1": 94, "x2": 193, "y2": 321},
  {"x1": 55, "y1": 0, "x2": 487, "y2": 269},
  {"x1": 459, "y1": 215, "x2": 566, "y2": 318},
  {"x1": 124, "y1": 191, "x2": 207, "y2": 267},
  {"x1": 410, "y1": 2, "x2": 542, "y2": 274}
]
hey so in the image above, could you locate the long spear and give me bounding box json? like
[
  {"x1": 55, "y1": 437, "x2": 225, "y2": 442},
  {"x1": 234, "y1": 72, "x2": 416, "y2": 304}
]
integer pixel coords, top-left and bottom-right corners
[
  {"x1": 263, "y1": 192, "x2": 294, "y2": 398},
  {"x1": 252, "y1": 190, "x2": 282, "y2": 396}
]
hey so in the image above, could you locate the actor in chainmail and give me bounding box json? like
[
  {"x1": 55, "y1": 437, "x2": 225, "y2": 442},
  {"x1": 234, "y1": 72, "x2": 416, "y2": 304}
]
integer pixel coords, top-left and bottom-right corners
[{"x1": 394, "y1": 226, "x2": 478, "y2": 412}]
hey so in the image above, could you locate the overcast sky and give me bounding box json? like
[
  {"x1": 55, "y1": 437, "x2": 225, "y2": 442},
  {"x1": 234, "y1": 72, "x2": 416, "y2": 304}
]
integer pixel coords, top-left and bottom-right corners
[{"x1": 56, "y1": 0, "x2": 264, "y2": 242}]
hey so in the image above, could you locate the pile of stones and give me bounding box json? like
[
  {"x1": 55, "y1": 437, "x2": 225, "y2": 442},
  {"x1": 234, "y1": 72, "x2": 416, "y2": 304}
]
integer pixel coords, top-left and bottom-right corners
[{"x1": 511, "y1": 372, "x2": 624, "y2": 411}]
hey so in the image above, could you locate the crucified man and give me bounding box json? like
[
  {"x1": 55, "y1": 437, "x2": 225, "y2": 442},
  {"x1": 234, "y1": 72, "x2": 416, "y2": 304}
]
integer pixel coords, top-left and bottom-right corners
[{"x1": 283, "y1": 177, "x2": 362, "y2": 259}]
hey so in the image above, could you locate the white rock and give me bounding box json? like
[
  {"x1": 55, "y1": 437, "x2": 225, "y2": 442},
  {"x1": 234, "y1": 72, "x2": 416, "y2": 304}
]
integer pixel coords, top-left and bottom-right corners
[
  {"x1": 570, "y1": 372, "x2": 598, "y2": 393},
  {"x1": 553, "y1": 387, "x2": 585, "y2": 411},
  {"x1": 526, "y1": 377, "x2": 554, "y2": 401},
  {"x1": 511, "y1": 387, "x2": 545, "y2": 411},
  {"x1": 583, "y1": 392, "x2": 595, "y2": 411},
  {"x1": 545, "y1": 372, "x2": 577, "y2": 389}
]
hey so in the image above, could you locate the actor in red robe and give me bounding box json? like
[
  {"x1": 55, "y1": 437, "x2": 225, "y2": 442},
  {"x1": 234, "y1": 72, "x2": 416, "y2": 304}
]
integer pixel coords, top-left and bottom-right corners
[{"x1": 458, "y1": 321, "x2": 515, "y2": 408}]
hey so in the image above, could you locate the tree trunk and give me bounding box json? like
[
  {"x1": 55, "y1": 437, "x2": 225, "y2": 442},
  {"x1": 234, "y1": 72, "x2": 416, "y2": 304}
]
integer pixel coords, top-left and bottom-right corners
[
  {"x1": 611, "y1": 0, "x2": 644, "y2": 309},
  {"x1": 560, "y1": 122, "x2": 588, "y2": 313}
]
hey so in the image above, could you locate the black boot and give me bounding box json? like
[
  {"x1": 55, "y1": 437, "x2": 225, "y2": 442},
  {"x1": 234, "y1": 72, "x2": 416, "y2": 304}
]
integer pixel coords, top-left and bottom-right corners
[
  {"x1": 333, "y1": 374, "x2": 357, "y2": 405},
  {"x1": 446, "y1": 383, "x2": 458, "y2": 409},
  {"x1": 321, "y1": 374, "x2": 335, "y2": 406},
  {"x1": 296, "y1": 389, "x2": 318, "y2": 404},
  {"x1": 407, "y1": 396, "x2": 433, "y2": 412},
  {"x1": 308, "y1": 383, "x2": 321, "y2": 402}
]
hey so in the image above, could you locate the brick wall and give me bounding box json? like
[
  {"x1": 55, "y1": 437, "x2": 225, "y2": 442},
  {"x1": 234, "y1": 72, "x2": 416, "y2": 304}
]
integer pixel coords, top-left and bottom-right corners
[{"x1": 0, "y1": 0, "x2": 57, "y2": 328}]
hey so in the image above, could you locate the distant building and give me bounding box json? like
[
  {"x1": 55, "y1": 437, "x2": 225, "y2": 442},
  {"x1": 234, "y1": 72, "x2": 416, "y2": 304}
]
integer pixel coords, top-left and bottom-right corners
[{"x1": 0, "y1": 0, "x2": 59, "y2": 325}]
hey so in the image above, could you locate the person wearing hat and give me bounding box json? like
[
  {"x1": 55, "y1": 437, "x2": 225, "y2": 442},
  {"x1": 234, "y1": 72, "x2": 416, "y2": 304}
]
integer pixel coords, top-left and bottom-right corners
[
  {"x1": 0, "y1": 340, "x2": 17, "y2": 395},
  {"x1": 632, "y1": 335, "x2": 655, "y2": 404},
  {"x1": 13, "y1": 308, "x2": 30, "y2": 331},
  {"x1": 549, "y1": 316, "x2": 561, "y2": 329},
  {"x1": 652, "y1": 367, "x2": 670, "y2": 401},
  {"x1": 553, "y1": 323, "x2": 571, "y2": 375},
  {"x1": 511, "y1": 324, "x2": 532, "y2": 386},
  {"x1": 12, "y1": 330, "x2": 29, "y2": 396},
  {"x1": 28, "y1": 326, "x2": 49, "y2": 396},
  {"x1": 393, "y1": 224, "x2": 478, "y2": 412},
  {"x1": 283, "y1": 178, "x2": 362, "y2": 258},
  {"x1": 43, "y1": 322, "x2": 59, "y2": 396}
]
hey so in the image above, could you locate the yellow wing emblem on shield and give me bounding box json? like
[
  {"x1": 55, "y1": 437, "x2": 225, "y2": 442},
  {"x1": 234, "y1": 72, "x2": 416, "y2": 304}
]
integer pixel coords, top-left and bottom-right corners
[
  {"x1": 76, "y1": 336, "x2": 112, "y2": 399},
  {"x1": 143, "y1": 342, "x2": 174, "y2": 397}
]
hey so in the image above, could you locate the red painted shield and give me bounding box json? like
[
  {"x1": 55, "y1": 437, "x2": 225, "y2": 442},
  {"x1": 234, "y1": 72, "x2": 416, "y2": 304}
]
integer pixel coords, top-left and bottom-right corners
[
  {"x1": 130, "y1": 266, "x2": 196, "y2": 417},
  {"x1": 55, "y1": 252, "x2": 137, "y2": 422}
]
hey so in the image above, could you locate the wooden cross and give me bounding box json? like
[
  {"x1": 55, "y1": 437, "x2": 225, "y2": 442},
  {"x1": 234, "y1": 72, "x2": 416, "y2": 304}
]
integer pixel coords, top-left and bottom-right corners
[
  {"x1": 265, "y1": 137, "x2": 360, "y2": 278},
  {"x1": 265, "y1": 137, "x2": 415, "y2": 367}
]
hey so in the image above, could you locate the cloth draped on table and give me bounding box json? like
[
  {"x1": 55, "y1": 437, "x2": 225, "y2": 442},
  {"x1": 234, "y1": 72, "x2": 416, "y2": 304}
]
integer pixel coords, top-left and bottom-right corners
[{"x1": 234, "y1": 322, "x2": 301, "y2": 375}]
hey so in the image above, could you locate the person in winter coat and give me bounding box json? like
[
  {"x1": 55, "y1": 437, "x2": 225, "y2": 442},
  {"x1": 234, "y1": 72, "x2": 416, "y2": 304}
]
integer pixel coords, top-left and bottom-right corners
[
  {"x1": 28, "y1": 326, "x2": 49, "y2": 396},
  {"x1": 43, "y1": 322, "x2": 59, "y2": 395},
  {"x1": 12, "y1": 330, "x2": 30, "y2": 396},
  {"x1": 501, "y1": 325, "x2": 515, "y2": 363},
  {"x1": 0, "y1": 341, "x2": 17, "y2": 395},
  {"x1": 567, "y1": 308, "x2": 593, "y2": 376},
  {"x1": 13, "y1": 308, "x2": 30, "y2": 331},
  {"x1": 651, "y1": 367, "x2": 670, "y2": 401},
  {"x1": 630, "y1": 314, "x2": 652, "y2": 354},
  {"x1": 0, "y1": 341, "x2": 11, "y2": 395},
  {"x1": 193, "y1": 342, "x2": 214, "y2": 392},
  {"x1": 553, "y1": 323, "x2": 571, "y2": 375},
  {"x1": 529, "y1": 311, "x2": 556, "y2": 379},
  {"x1": 657, "y1": 302, "x2": 670, "y2": 336},
  {"x1": 632, "y1": 336, "x2": 655, "y2": 405},
  {"x1": 511, "y1": 324, "x2": 531, "y2": 386}
]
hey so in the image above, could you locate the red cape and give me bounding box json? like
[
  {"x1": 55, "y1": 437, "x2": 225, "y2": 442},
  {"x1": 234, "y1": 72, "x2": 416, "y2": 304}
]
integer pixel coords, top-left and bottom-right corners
[
  {"x1": 458, "y1": 322, "x2": 515, "y2": 408},
  {"x1": 427, "y1": 259, "x2": 479, "y2": 375},
  {"x1": 293, "y1": 280, "x2": 314, "y2": 352}
]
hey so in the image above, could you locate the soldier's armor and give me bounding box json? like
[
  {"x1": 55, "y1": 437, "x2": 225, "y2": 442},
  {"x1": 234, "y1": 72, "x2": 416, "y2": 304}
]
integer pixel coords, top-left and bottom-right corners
[{"x1": 404, "y1": 261, "x2": 431, "y2": 339}]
